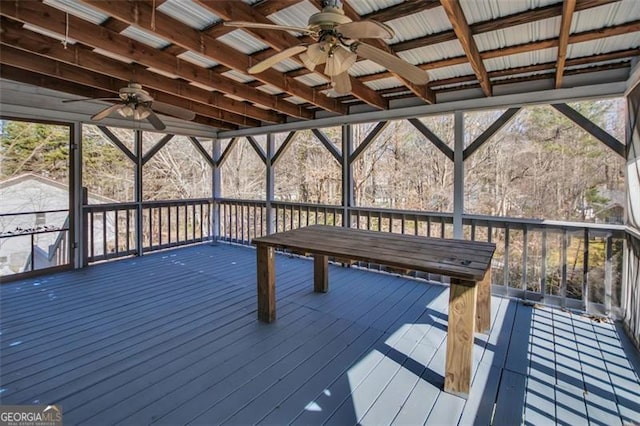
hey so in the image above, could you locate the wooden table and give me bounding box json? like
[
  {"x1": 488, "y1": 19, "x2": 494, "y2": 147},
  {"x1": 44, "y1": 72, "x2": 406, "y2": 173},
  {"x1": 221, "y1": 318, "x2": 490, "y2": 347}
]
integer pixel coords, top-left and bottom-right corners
[{"x1": 252, "y1": 225, "x2": 496, "y2": 397}]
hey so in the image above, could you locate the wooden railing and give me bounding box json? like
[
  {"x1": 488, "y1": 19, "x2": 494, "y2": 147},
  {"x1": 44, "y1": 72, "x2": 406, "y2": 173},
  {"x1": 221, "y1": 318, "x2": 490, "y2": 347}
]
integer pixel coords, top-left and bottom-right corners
[
  {"x1": 623, "y1": 227, "x2": 640, "y2": 347},
  {"x1": 0, "y1": 209, "x2": 70, "y2": 276},
  {"x1": 215, "y1": 200, "x2": 626, "y2": 316},
  {"x1": 83, "y1": 199, "x2": 212, "y2": 263}
]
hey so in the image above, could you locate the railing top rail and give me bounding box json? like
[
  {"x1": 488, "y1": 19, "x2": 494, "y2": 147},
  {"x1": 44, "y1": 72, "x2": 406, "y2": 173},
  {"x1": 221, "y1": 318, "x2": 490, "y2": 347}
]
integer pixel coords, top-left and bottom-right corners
[
  {"x1": 627, "y1": 226, "x2": 640, "y2": 241},
  {"x1": 142, "y1": 198, "x2": 211, "y2": 207},
  {"x1": 0, "y1": 226, "x2": 70, "y2": 238},
  {"x1": 463, "y1": 213, "x2": 626, "y2": 233},
  {"x1": 83, "y1": 199, "x2": 212, "y2": 211},
  {"x1": 0, "y1": 209, "x2": 68, "y2": 217},
  {"x1": 350, "y1": 206, "x2": 454, "y2": 218},
  {"x1": 83, "y1": 202, "x2": 138, "y2": 211},
  {"x1": 216, "y1": 198, "x2": 267, "y2": 205},
  {"x1": 271, "y1": 200, "x2": 342, "y2": 210}
]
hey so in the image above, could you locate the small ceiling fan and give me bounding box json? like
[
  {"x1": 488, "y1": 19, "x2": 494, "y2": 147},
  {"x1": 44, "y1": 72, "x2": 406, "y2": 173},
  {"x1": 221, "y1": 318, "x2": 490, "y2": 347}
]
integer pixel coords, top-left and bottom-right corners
[
  {"x1": 63, "y1": 83, "x2": 196, "y2": 130},
  {"x1": 224, "y1": 0, "x2": 429, "y2": 95}
]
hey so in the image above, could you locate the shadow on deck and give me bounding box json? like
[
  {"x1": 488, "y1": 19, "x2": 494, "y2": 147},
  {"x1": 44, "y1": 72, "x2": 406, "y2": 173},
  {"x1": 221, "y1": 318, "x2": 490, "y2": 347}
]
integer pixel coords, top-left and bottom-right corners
[{"x1": 1, "y1": 243, "x2": 639, "y2": 425}]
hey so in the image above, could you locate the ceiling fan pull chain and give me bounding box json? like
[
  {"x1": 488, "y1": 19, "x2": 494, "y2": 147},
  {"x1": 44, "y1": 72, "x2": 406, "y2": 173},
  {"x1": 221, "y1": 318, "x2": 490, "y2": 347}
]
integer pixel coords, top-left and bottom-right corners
[
  {"x1": 151, "y1": 0, "x2": 156, "y2": 31},
  {"x1": 61, "y1": 12, "x2": 69, "y2": 49}
]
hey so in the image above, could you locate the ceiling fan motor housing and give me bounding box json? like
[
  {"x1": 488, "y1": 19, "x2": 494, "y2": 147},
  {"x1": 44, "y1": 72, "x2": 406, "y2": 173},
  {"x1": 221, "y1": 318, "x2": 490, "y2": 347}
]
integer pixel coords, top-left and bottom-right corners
[{"x1": 309, "y1": 6, "x2": 351, "y2": 28}]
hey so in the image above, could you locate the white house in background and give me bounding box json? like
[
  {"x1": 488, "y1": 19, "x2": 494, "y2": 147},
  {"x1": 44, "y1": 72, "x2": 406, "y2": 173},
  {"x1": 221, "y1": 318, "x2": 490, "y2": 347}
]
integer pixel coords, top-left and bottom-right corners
[{"x1": 0, "y1": 173, "x2": 114, "y2": 274}]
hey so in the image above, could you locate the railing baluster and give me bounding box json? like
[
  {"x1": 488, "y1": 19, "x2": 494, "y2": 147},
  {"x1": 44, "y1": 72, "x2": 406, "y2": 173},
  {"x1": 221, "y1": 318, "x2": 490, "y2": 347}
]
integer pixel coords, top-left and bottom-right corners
[
  {"x1": 605, "y1": 234, "x2": 613, "y2": 314},
  {"x1": 471, "y1": 221, "x2": 476, "y2": 241},
  {"x1": 561, "y1": 229, "x2": 568, "y2": 304},
  {"x1": 522, "y1": 226, "x2": 528, "y2": 293},
  {"x1": 30, "y1": 233, "x2": 35, "y2": 271},
  {"x1": 541, "y1": 228, "x2": 547, "y2": 299},
  {"x1": 504, "y1": 225, "x2": 510, "y2": 289},
  {"x1": 90, "y1": 211, "x2": 95, "y2": 260},
  {"x1": 126, "y1": 208, "x2": 131, "y2": 253},
  {"x1": 115, "y1": 210, "x2": 119, "y2": 255},
  {"x1": 583, "y1": 228, "x2": 589, "y2": 311},
  {"x1": 184, "y1": 204, "x2": 188, "y2": 244},
  {"x1": 103, "y1": 211, "x2": 108, "y2": 259},
  {"x1": 166, "y1": 206, "x2": 170, "y2": 247},
  {"x1": 159, "y1": 207, "x2": 163, "y2": 247}
]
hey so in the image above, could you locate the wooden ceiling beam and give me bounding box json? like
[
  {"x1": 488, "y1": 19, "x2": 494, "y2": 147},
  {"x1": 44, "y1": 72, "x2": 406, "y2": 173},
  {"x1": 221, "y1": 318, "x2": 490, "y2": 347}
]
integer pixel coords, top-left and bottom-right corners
[
  {"x1": 555, "y1": 0, "x2": 577, "y2": 88},
  {"x1": 81, "y1": 0, "x2": 346, "y2": 114},
  {"x1": 440, "y1": 0, "x2": 492, "y2": 97},
  {"x1": 269, "y1": 0, "x2": 617, "y2": 89},
  {"x1": 339, "y1": 0, "x2": 435, "y2": 104},
  {"x1": 0, "y1": 1, "x2": 309, "y2": 121},
  {"x1": 356, "y1": 20, "x2": 639, "y2": 83},
  {"x1": 383, "y1": 0, "x2": 618, "y2": 54},
  {"x1": 0, "y1": 66, "x2": 231, "y2": 129},
  {"x1": 0, "y1": 49, "x2": 237, "y2": 130},
  {"x1": 195, "y1": 0, "x2": 388, "y2": 110},
  {"x1": 362, "y1": 0, "x2": 441, "y2": 22},
  {"x1": 0, "y1": 20, "x2": 261, "y2": 128}
]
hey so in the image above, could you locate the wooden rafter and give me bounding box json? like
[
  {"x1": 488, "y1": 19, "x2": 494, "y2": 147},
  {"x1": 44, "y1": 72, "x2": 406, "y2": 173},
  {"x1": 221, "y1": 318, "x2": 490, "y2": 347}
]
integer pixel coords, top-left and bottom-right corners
[
  {"x1": 0, "y1": 1, "x2": 310, "y2": 121},
  {"x1": 362, "y1": 0, "x2": 441, "y2": 22},
  {"x1": 440, "y1": 0, "x2": 492, "y2": 97},
  {"x1": 0, "y1": 20, "x2": 263, "y2": 128},
  {"x1": 353, "y1": 20, "x2": 640, "y2": 85},
  {"x1": 0, "y1": 49, "x2": 236, "y2": 130},
  {"x1": 337, "y1": 0, "x2": 435, "y2": 104},
  {"x1": 80, "y1": 0, "x2": 347, "y2": 115},
  {"x1": 196, "y1": 0, "x2": 387, "y2": 110},
  {"x1": 555, "y1": 0, "x2": 577, "y2": 88}
]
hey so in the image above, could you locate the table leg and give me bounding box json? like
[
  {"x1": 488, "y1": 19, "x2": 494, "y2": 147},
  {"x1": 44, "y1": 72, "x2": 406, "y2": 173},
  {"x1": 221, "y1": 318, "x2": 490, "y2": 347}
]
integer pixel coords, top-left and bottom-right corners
[
  {"x1": 314, "y1": 254, "x2": 328, "y2": 293},
  {"x1": 444, "y1": 279, "x2": 477, "y2": 398},
  {"x1": 476, "y1": 268, "x2": 491, "y2": 333},
  {"x1": 257, "y1": 245, "x2": 275, "y2": 323}
]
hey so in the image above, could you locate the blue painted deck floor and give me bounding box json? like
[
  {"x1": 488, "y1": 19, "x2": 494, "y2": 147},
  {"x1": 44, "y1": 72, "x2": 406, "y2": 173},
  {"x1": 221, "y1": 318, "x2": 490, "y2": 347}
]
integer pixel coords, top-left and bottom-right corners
[{"x1": 1, "y1": 243, "x2": 639, "y2": 425}]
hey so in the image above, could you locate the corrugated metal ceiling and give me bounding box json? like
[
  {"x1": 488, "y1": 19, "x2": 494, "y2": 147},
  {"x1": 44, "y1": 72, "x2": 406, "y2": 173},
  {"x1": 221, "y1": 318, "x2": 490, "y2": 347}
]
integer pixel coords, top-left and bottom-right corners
[{"x1": 157, "y1": 0, "x2": 221, "y2": 30}]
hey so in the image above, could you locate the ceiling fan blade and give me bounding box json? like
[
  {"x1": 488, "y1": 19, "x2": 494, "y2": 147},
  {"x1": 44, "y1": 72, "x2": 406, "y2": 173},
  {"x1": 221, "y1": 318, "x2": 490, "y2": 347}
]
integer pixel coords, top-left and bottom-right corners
[
  {"x1": 151, "y1": 101, "x2": 196, "y2": 121},
  {"x1": 248, "y1": 45, "x2": 308, "y2": 74},
  {"x1": 91, "y1": 104, "x2": 125, "y2": 121},
  {"x1": 224, "y1": 21, "x2": 316, "y2": 36},
  {"x1": 353, "y1": 42, "x2": 429, "y2": 85},
  {"x1": 63, "y1": 97, "x2": 120, "y2": 103},
  {"x1": 332, "y1": 71, "x2": 352, "y2": 95},
  {"x1": 336, "y1": 21, "x2": 395, "y2": 40},
  {"x1": 146, "y1": 110, "x2": 166, "y2": 131}
]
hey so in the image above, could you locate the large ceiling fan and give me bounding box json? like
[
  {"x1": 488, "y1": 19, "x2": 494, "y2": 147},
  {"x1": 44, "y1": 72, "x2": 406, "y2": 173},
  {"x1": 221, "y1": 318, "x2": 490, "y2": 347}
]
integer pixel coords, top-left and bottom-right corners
[
  {"x1": 63, "y1": 83, "x2": 196, "y2": 131},
  {"x1": 224, "y1": 0, "x2": 429, "y2": 95}
]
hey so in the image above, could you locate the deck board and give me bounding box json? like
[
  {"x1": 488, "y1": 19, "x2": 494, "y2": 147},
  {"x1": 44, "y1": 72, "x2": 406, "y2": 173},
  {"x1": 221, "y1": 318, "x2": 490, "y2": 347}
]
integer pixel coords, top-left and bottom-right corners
[{"x1": 1, "y1": 243, "x2": 640, "y2": 425}]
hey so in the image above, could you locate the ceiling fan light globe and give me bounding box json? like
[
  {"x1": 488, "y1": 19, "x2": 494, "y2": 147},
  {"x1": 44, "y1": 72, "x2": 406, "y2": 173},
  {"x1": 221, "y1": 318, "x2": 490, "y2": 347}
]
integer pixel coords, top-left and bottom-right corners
[
  {"x1": 118, "y1": 105, "x2": 134, "y2": 118},
  {"x1": 332, "y1": 47, "x2": 357, "y2": 75},
  {"x1": 133, "y1": 106, "x2": 151, "y2": 120},
  {"x1": 299, "y1": 52, "x2": 318, "y2": 71}
]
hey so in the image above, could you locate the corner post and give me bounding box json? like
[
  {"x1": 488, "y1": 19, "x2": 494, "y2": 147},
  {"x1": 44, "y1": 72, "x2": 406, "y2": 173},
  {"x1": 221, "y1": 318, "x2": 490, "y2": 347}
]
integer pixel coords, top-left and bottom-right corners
[{"x1": 71, "y1": 122, "x2": 84, "y2": 269}]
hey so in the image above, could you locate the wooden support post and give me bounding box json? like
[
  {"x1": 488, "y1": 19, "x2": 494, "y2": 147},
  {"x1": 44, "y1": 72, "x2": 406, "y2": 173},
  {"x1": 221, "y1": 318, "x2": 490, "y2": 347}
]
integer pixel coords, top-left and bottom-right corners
[
  {"x1": 476, "y1": 268, "x2": 491, "y2": 333},
  {"x1": 445, "y1": 279, "x2": 477, "y2": 398},
  {"x1": 314, "y1": 254, "x2": 329, "y2": 293},
  {"x1": 266, "y1": 134, "x2": 275, "y2": 235},
  {"x1": 453, "y1": 111, "x2": 464, "y2": 239},
  {"x1": 257, "y1": 244, "x2": 275, "y2": 322}
]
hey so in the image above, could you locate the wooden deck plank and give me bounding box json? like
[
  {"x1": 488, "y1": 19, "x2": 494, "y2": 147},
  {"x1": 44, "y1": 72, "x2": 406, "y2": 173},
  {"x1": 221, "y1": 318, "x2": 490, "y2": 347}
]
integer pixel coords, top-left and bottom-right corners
[
  {"x1": 2, "y1": 244, "x2": 639, "y2": 426},
  {"x1": 493, "y1": 369, "x2": 527, "y2": 425},
  {"x1": 504, "y1": 303, "x2": 534, "y2": 375}
]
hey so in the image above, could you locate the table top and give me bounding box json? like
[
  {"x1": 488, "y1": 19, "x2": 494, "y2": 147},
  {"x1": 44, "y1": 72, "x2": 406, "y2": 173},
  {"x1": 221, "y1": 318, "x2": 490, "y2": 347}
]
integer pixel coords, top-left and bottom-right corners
[{"x1": 252, "y1": 225, "x2": 496, "y2": 282}]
